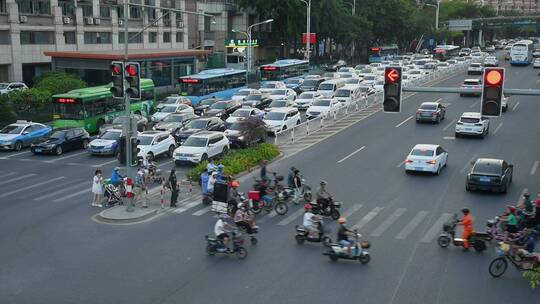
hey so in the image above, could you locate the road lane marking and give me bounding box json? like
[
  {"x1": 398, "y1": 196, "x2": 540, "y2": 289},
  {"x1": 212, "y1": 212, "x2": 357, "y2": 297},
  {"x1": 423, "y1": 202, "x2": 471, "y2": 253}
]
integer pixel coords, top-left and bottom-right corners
[
  {"x1": 52, "y1": 188, "x2": 91, "y2": 202},
  {"x1": 92, "y1": 159, "x2": 118, "y2": 168},
  {"x1": 0, "y1": 172, "x2": 16, "y2": 178},
  {"x1": 44, "y1": 151, "x2": 89, "y2": 163},
  {"x1": 537, "y1": 78, "x2": 540, "y2": 84},
  {"x1": 442, "y1": 119, "x2": 456, "y2": 131},
  {"x1": 278, "y1": 207, "x2": 307, "y2": 226},
  {"x1": 396, "y1": 210, "x2": 429, "y2": 240},
  {"x1": 493, "y1": 122, "x2": 503, "y2": 134},
  {"x1": 342, "y1": 204, "x2": 363, "y2": 217},
  {"x1": 420, "y1": 213, "x2": 453, "y2": 243},
  {"x1": 0, "y1": 176, "x2": 65, "y2": 198},
  {"x1": 172, "y1": 200, "x2": 200, "y2": 214},
  {"x1": 158, "y1": 160, "x2": 173, "y2": 168},
  {"x1": 395, "y1": 116, "x2": 413, "y2": 128},
  {"x1": 370, "y1": 208, "x2": 406, "y2": 237},
  {"x1": 396, "y1": 160, "x2": 405, "y2": 168},
  {"x1": 4, "y1": 151, "x2": 32, "y2": 158},
  {"x1": 460, "y1": 154, "x2": 478, "y2": 173},
  {"x1": 352, "y1": 206, "x2": 384, "y2": 230},
  {"x1": 512, "y1": 101, "x2": 520, "y2": 111},
  {"x1": 469, "y1": 100, "x2": 479, "y2": 108},
  {"x1": 0, "y1": 173, "x2": 36, "y2": 186},
  {"x1": 337, "y1": 145, "x2": 366, "y2": 163},
  {"x1": 531, "y1": 161, "x2": 539, "y2": 175},
  {"x1": 434, "y1": 98, "x2": 442, "y2": 103},
  {"x1": 33, "y1": 182, "x2": 86, "y2": 201},
  {"x1": 192, "y1": 206, "x2": 211, "y2": 216},
  {"x1": 443, "y1": 136, "x2": 455, "y2": 140}
]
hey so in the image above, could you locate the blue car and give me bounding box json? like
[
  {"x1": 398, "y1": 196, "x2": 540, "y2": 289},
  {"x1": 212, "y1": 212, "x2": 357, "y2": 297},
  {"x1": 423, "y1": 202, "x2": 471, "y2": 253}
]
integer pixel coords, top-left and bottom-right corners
[
  {"x1": 88, "y1": 129, "x2": 122, "y2": 156},
  {"x1": 0, "y1": 121, "x2": 52, "y2": 151},
  {"x1": 285, "y1": 77, "x2": 304, "y2": 94}
]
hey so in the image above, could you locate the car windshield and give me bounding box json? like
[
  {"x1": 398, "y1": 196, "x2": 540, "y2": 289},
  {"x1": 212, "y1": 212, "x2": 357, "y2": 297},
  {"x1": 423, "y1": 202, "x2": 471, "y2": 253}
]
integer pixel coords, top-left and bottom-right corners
[
  {"x1": 339, "y1": 74, "x2": 353, "y2": 78},
  {"x1": 211, "y1": 102, "x2": 228, "y2": 110},
  {"x1": 420, "y1": 104, "x2": 437, "y2": 110},
  {"x1": 0, "y1": 125, "x2": 24, "y2": 134},
  {"x1": 269, "y1": 101, "x2": 287, "y2": 108},
  {"x1": 270, "y1": 89, "x2": 287, "y2": 95},
  {"x1": 199, "y1": 99, "x2": 217, "y2": 106},
  {"x1": 183, "y1": 137, "x2": 208, "y2": 147},
  {"x1": 49, "y1": 131, "x2": 67, "y2": 140},
  {"x1": 160, "y1": 97, "x2": 177, "y2": 104},
  {"x1": 470, "y1": 63, "x2": 481, "y2": 67},
  {"x1": 262, "y1": 83, "x2": 277, "y2": 89},
  {"x1": 313, "y1": 100, "x2": 331, "y2": 107},
  {"x1": 185, "y1": 120, "x2": 208, "y2": 129},
  {"x1": 335, "y1": 90, "x2": 350, "y2": 97},
  {"x1": 437, "y1": 63, "x2": 447, "y2": 67},
  {"x1": 245, "y1": 94, "x2": 261, "y2": 101},
  {"x1": 299, "y1": 93, "x2": 314, "y2": 99},
  {"x1": 235, "y1": 90, "x2": 251, "y2": 96},
  {"x1": 0, "y1": 83, "x2": 9, "y2": 89},
  {"x1": 231, "y1": 109, "x2": 251, "y2": 117},
  {"x1": 411, "y1": 149, "x2": 434, "y2": 156},
  {"x1": 473, "y1": 162, "x2": 502, "y2": 175},
  {"x1": 100, "y1": 131, "x2": 121, "y2": 140},
  {"x1": 163, "y1": 115, "x2": 188, "y2": 123},
  {"x1": 265, "y1": 112, "x2": 286, "y2": 120},
  {"x1": 137, "y1": 136, "x2": 154, "y2": 145},
  {"x1": 318, "y1": 83, "x2": 334, "y2": 90},
  {"x1": 161, "y1": 106, "x2": 177, "y2": 113},
  {"x1": 287, "y1": 79, "x2": 301, "y2": 84},
  {"x1": 460, "y1": 117, "x2": 480, "y2": 123},
  {"x1": 302, "y1": 80, "x2": 319, "y2": 87},
  {"x1": 228, "y1": 123, "x2": 244, "y2": 131},
  {"x1": 364, "y1": 75, "x2": 376, "y2": 80}
]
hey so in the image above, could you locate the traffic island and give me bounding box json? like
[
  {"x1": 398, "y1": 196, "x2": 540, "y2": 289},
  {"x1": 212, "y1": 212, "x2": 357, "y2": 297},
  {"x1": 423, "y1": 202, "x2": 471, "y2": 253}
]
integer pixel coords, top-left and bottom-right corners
[{"x1": 95, "y1": 205, "x2": 159, "y2": 224}]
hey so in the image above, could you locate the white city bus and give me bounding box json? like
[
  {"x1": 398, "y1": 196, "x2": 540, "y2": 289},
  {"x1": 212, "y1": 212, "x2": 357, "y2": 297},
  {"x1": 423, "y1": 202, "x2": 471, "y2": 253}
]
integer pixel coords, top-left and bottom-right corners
[{"x1": 510, "y1": 39, "x2": 534, "y2": 66}]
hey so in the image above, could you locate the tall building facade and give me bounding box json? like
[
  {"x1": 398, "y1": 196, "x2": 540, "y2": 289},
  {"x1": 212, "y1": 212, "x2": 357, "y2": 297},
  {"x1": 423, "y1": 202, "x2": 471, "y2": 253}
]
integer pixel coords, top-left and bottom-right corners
[{"x1": 484, "y1": 0, "x2": 540, "y2": 14}]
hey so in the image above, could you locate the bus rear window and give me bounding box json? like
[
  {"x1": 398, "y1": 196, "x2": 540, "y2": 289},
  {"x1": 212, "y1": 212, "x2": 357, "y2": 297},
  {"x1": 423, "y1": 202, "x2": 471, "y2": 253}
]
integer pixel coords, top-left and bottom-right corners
[
  {"x1": 180, "y1": 81, "x2": 204, "y2": 96},
  {"x1": 53, "y1": 98, "x2": 84, "y2": 120}
]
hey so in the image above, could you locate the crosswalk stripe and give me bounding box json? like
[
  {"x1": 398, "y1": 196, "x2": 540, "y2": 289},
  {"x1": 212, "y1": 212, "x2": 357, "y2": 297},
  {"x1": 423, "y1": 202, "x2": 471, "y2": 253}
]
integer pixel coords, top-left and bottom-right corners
[
  {"x1": 352, "y1": 206, "x2": 384, "y2": 230},
  {"x1": 277, "y1": 207, "x2": 306, "y2": 226},
  {"x1": 0, "y1": 172, "x2": 16, "y2": 179},
  {"x1": 342, "y1": 204, "x2": 363, "y2": 217},
  {"x1": 192, "y1": 206, "x2": 211, "y2": 216},
  {"x1": 52, "y1": 188, "x2": 91, "y2": 202},
  {"x1": 172, "y1": 201, "x2": 200, "y2": 214},
  {"x1": 420, "y1": 213, "x2": 453, "y2": 243},
  {"x1": 0, "y1": 176, "x2": 65, "y2": 198},
  {"x1": 396, "y1": 210, "x2": 429, "y2": 240},
  {"x1": 33, "y1": 181, "x2": 87, "y2": 201},
  {"x1": 370, "y1": 208, "x2": 406, "y2": 237},
  {"x1": 0, "y1": 173, "x2": 36, "y2": 186}
]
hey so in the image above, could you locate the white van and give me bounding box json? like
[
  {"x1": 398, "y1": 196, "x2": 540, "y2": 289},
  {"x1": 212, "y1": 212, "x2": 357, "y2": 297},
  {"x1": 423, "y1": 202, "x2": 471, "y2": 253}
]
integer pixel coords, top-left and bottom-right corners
[
  {"x1": 334, "y1": 84, "x2": 363, "y2": 108},
  {"x1": 317, "y1": 79, "x2": 346, "y2": 98}
]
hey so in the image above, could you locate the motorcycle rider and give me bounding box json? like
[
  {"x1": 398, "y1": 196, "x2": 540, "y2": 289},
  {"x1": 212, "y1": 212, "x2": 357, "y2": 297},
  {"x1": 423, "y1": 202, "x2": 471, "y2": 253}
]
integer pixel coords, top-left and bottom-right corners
[
  {"x1": 337, "y1": 217, "x2": 354, "y2": 256},
  {"x1": 302, "y1": 204, "x2": 318, "y2": 238},
  {"x1": 316, "y1": 181, "x2": 331, "y2": 212},
  {"x1": 234, "y1": 203, "x2": 256, "y2": 239},
  {"x1": 214, "y1": 214, "x2": 235, "y2": 251},
  {"x1": 110, "y1": 167, "x2": 124, "y2": 188},
  {"x1": 458, "y1": 208, "x2": 474, "y2": 251},
  {"x1": 287, "y1": 167, "x2": 297, "y2": 188}
]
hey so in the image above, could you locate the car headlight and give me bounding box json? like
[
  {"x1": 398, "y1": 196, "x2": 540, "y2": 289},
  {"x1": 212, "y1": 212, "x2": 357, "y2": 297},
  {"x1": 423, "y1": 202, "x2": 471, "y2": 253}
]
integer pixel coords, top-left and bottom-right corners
[{"x1": 238, "y1": 136, "x2": 245, "y2": 141}]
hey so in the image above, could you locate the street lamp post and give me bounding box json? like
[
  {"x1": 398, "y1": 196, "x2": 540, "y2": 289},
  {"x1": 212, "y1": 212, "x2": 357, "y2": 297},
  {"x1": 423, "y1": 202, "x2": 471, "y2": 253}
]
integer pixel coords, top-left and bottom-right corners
[
  {"x1": 426, "y1": 1, "x2": 440, "y2": 30},
  {"x1": 232, "y1": 29, "x2": 249, "y2": 84},
  {"x1": 343, "y1": 0, "x2": 356, "y2": 63},
  {"x1": 236, "y1": 19, "x2": 273, "y2": 85},
  {"x1": 299, "y1": 0, "x2": 311, "y2": 64}
]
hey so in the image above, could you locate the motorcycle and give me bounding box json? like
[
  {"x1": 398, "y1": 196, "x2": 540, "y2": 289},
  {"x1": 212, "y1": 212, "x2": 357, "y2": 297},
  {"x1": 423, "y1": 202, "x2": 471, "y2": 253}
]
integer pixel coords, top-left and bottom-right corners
[
  {"x1": 486, "y1": 216, "x2": 523, "y2": 242},
  {"x1": 205, "y1": 230, "x2": 248, "y2": 259},
  {"x1": 248, "y1": 190, "x2": 289, "y2": 215},
  {"x1": 310, "y1": 198, "x2": 341, "y2": 220},
  {"x1": 323, "y1": 230, "x2": 371, "y2": 264},
  {"x1": 282, "y1": 178, "x2": 313, "y2": 204},
  {"x1": 437, "y1": 214, "x2": 492, "y2": 252},
  {"x1": 295, "y1": 217, "x2": 331, "y2": 246}
]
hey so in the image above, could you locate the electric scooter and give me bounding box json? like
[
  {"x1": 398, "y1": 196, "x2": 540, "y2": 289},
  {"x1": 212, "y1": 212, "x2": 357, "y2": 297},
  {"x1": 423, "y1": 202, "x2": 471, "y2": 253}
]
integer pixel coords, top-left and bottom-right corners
[{"x1": 437, "y1": 214, "x2": 492, "y2": 252}]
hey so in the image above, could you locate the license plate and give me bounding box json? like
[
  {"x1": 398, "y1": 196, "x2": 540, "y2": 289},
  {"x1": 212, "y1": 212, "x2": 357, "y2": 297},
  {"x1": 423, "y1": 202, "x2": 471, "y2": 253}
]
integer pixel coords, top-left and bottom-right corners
[
  {"x1": 479, "y1": 176, "x2": 491, "y2": 182},
  {"x1": 35, "y1": 148, "x2": 42, "y2": 152},
  {"x1": 414, "y1": 167, "x2": 423, "y2": 171},
  {"x1": 421, "y1": 113, "x2": 431, "y2": 116},
  {"x1": 178, "y1": 157, "x2": 188, "y2": 160},
  {"x1": 465, "y1": 128, "x2": 472, "y2": 131}
]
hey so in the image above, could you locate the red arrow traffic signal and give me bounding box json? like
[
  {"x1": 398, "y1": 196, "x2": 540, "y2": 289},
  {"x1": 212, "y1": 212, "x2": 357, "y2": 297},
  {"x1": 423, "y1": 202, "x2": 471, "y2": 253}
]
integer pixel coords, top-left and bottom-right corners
[{"x1": 385, "y1": 68, "x2": 400, "y2": 83}]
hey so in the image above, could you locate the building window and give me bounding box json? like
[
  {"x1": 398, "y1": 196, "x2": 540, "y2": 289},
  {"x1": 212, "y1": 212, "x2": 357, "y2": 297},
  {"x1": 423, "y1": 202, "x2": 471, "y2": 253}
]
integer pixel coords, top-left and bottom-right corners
[
  {"x1": 99, "y1": 6, "x2": 110, "y2": 18},
  {"x1": 176, "y1": 32, "x2": 183, "y2": 43},
  {"x1": 116, "y1": 6, "x2": 123, "y2": 19},
  {"x1": 129, "y1": 7, "x2": 142, "y2": 19},
  {"x1": 145, "y1": 0, "x2": 156, "y2": 20},
  {"x1": 63, "y1": 31, "x2": 76, "y2": 44},
  {"x1": 149, "y1": 32, "x2": 157, "y2": 43},
  {"x1": 81, "y1": 3, "x2": 92, "y2": 17},
  {"x1": 58, "y1": 0, "x2": 74, "y2": 16},
  {"x1": 0, "y1": 30, "x2": 10, "y2": 44},
  {"x1": 17, "y1": 0, "x2": 51, "y2": 15},
  {"x1": 20, "y1": 31, "x2": 55, "y2": 44},
  {"x1": 163, "y1": 32, "x2": 171, "y2": 43},
  {"x1": 119, "y1": 32, "x2": 142, "y2": 44},
  {"x1": 1, "y1": 0, "x2": 7, "y2": 14},
  {"x1": 84, "y1": 32, "x2": 112, "y2": 44}
]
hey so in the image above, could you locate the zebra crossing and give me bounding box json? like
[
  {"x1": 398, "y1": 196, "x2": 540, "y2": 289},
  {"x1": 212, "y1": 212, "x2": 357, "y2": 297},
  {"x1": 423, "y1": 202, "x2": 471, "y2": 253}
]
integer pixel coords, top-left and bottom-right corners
[{"x1": 171, "y1": 197, "x2": 455, "y2": 244}]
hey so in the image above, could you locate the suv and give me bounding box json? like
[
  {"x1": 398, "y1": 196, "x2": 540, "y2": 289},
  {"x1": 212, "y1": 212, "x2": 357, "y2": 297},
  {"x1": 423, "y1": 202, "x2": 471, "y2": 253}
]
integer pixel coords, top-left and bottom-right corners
[
  {"x1": 173, "y1": 131, "x2": 230, "y2": 165},
  {"x1": 136, "y1": 131, "x2": 177, "y2": 161},
  {"x1": 31, "y1": 127, "x2": 90, "y2": 155},
  {"x1": 466, "y1": 158, "x2": 513, "y2": 193},
  {"x1": 0, "y1": 121, "x2": 52, "y2": 151},
  {"x1": 460, "y1": 79, "x2": 482, "y2": 97},
  {"x1": 174, "y1": 117, "x2": 226, "y2": 145},
  {"x1": 0, "y1": 82, "x2": 28, "y2": 95},
  {"x1": 263, "y1": 107, "x2": 301, "y2": 134},
  {"x1": 455, "y1": 112, "x2": 489, "y2": 138}
]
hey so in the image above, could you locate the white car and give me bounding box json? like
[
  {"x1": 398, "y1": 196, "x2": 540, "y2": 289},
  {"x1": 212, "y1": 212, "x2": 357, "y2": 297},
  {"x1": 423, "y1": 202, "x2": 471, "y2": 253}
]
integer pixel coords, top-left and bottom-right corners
[
  {"x1": 225, "y1": 107, "x2": 264, "y2": 124},
  {"x1": 337, "y1": 72, "x2": 356, "y2": 79},
  {"x1": 173, "y1": 131, "x2": 229, "y2": 165},
  {"x1": 306, "y1": 98, "x2": 341, "y2": 120},
  {"x1": 137, "y1": 131, "x2": 177, "y2": 160},
  {"x1": 232, "y1": 89, "x2": 261, "y2": 102},
  {"x1": 263, "y1": 108, "x2": 301, "y2": 133},
  {"x1": 470, "y1": 52, "x2": 484, "y2": 62},
  {"x1": 295, "y1": 92, "x2": 322, "y2": 110},
  {"x1": 338, "y1": 67, "x2": 356, "y2": 74},
  {"x1": 373, "y1": 80, "x2": 384, "y2": 93},
  {"x1": 436, "y1": 62, "x2": 450, "y2": 70},
  {"x1": 406, "y1": 69, "x2": 424, "y2": 80},
  {"x1": 0, "y1": 82, "x2": 28, "y2": 95},
  {"x1": 361, "y1": 74, "x2": 379, "y2": 85},
  {"x1": 345, "y1": 78, "x2": 363, "y2": 85},
  {"x1": 156, "y1": 95, "x2": 192, "y2": 110},
  {"x1": 267, "y1": 88, "x2": 297, "y2": 102},
  {"x1": 533, "y1": 58, "x2": 540, "y2": 68},
  {"x1": 151, "y1": 104, "x2": 194, "y2": 122},
  {"x1": 265, "y1": 99, "x2": 296, "y2": 112},
  {"x1": 404, "y1": 144, "x2": 448, "y2": 175},
  {"x1": 467, "y1": 63, "x2": 483, "y2": 75},
  {"x1": 322, "y1": 72, "x2": 340, "y2": 80},
  {"x1": 455, "y1": 112, "x2": 489, "y2": 138},
  {"x1": 259, "y1": 81, "x2": 286, "y2": 94}
]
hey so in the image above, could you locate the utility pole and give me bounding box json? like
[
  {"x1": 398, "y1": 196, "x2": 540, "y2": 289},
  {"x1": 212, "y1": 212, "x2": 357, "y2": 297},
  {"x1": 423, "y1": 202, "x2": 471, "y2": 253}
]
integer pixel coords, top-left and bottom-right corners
[{"x1": 122, "y1": 0, "x2": 134, "y2": 212}]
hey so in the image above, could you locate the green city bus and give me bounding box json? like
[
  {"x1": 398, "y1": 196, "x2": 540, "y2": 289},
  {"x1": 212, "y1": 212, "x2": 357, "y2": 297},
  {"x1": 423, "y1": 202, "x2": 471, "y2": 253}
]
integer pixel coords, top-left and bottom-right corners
[{"x1": 52, "y1": 79, "x2": 156, "y2": 133}]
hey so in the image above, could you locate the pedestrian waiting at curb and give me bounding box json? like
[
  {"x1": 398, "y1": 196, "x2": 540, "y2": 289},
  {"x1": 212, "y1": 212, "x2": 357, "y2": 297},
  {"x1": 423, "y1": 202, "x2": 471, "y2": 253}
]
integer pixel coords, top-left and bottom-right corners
[
  {"x1": 92, "y1": 169, "x2": 104, "y2": 207},
  {"x1": 207, "y1": 159, "x2": 217, "y2": 173},
  {"x1": 135, "y1": 167, "x2": 149, "y2": 208},
  {"x1": 169, "y1": 169, "x2": 179, "y2": 207}
]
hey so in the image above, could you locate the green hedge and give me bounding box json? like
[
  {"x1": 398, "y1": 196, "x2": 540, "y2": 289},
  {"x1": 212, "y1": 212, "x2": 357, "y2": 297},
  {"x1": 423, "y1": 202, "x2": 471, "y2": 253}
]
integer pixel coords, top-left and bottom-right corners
[{"x1": 186, "y1": 143, "x2": 280, "y2": 181}]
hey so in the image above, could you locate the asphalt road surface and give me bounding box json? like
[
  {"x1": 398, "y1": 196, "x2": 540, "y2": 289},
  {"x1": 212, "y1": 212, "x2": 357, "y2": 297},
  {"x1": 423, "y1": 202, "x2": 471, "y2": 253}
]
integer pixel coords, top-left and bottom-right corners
[{"x1": 1, "y1": 60, "x2": 540, "y2": 304}]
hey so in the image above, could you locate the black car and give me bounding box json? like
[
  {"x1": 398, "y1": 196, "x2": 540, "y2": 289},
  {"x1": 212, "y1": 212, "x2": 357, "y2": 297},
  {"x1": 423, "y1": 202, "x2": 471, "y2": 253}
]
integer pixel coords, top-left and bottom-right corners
[
  {"x1": 224, "y1": 119, "x2": 267, "y2": 148},
  {"x1": 325, "y1": 60, "x2": 347, "y2": 72},
  {"x1": 193, "y1": 97, "x2": 222, "y2": 115},
  {"x1": 174, "y1": 117, "x2": 226, "y2": 145},
  {"x1": 300, "y1": 79, "x2": 324, "y2": 92},
  {"x1": 153, "y1": 113, "x2": 197, "y2": 134},
  {"x1": 466, "y1": 158, "x2": 513, "y2": 193},
  {"x1": 202, "y1": 100, "x2": 242, "y2": 120},
  {"x1": 241, "y1": 94, "x2": 272, "y2": 109},
  {"x1": 31, "y1": 128, "x2": 90, "y2": 155},
  {"x1": 99, "y1": 114, "x2": 148, "y2": 134}
]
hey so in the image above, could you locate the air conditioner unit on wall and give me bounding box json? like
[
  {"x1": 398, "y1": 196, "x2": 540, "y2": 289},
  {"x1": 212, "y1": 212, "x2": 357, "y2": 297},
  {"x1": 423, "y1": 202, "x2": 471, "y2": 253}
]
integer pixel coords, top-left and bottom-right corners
[
  {"x1": 63, "y1": 17, "x2": 71, "y2": 24},
  {"x1": 118, "y1": 19, "x2": 124, "y2": 26},
  {"x1": 19, "y1": 15, "x2": 27, "y2": 23},
  {"x1": 85, "y1": 17, "x2": 93, "y2": 25},
  {"x1": 176, "y1": 21, "x2": 184, "y2": 28},
  {"x1": 93, "y1": 18, "x2": 101, "y2": 25}
]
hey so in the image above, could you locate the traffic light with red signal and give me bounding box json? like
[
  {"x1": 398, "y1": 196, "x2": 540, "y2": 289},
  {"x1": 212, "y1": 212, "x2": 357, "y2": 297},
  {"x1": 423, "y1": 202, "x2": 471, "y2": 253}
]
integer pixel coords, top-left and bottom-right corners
[
  {"x1": 481, "y1": 67, "x2": 505, "y2": 117},
  {"x1": 383, "y1": 67, "x2": 402, "y2": 113},
  {"x1": 125, "y1": 62, "x2": 141, "y2": 100},
  {"x1": 110, "y1": 61, "x2": 125, "y2": 99}
]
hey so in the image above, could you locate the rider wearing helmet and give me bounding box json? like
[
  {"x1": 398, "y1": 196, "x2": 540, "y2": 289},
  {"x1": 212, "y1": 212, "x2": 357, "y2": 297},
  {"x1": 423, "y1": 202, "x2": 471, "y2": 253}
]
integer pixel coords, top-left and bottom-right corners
[
  {"x1": 337, "y1": 217, "x2": 354, "y2": 256},
  {"x1": 214, "y1": 214, "x2": 234, "y2": 249},
  {"x1": 234, "y1": 203, "x2": 255, "y2": 237},
  {"x1": 316, "y1": 180, "x2": 331, "y2": 211},
  {"x1": 110, "y1": 167, "x2": 124, "y2": 187},
  {"x1": 459, "y1": 208, "x2": 474, "y2": 250},
  {"x1": 302, "y1": 204, "x2": 318, "y2": 238}
]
